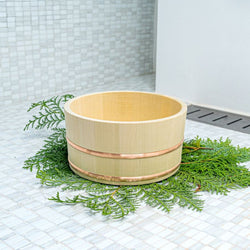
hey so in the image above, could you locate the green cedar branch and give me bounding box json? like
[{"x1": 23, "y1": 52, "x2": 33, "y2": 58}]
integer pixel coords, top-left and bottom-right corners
[
  {"x1": 24, "y1": 94, "x2": 74, "y2": 130},
  {"x1": 23, "y1": 95, "x2": 250, "y2": 219}
]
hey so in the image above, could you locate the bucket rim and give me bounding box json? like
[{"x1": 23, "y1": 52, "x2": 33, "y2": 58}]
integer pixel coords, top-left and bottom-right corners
[{"x1": 64, "y1": 91, "x2": 187, "y2": 125}]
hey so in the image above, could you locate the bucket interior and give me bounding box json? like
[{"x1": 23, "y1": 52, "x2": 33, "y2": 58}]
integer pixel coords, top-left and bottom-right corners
[{"x1": 70, "y1": 92, "x2": 182, "y2": 122}]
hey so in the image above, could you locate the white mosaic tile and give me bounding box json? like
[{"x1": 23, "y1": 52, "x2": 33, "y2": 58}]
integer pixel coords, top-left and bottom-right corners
[
  {"x1": 0, "y1": 0, "x2": 155, "y2": 105},
  {"x1": 217, "y1": 242, "x2": 234, "y2": 250},
  {"x1": 0, "y1": 74, "x2": 250, "y2": 249},
  {"x1": 180, "y1": 238, "x2": 197, "y2": 248}
]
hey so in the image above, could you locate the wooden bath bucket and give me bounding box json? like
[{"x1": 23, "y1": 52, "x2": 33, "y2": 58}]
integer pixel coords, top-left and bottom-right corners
[{"x1": 64, "y1": 91, "x2": 187, "y2": 185}]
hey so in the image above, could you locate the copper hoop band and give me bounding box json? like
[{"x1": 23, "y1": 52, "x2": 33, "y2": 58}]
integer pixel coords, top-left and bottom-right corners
[
  {"x1": 68, "y1": 158, "x2": 180, "y2": 182},
  {"x1": 66, "y1": 138, "x2": 184, "y2": 159}
]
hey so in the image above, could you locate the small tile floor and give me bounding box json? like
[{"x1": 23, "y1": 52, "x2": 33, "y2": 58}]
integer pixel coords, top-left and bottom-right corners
[{"x1": 0, "y1": 74, "x2": 249, "y2": 249}]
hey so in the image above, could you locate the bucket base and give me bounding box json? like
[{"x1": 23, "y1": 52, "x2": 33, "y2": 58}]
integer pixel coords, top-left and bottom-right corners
[{"x1": 69, "y1": 160, "x2": 180, "y2": 185}]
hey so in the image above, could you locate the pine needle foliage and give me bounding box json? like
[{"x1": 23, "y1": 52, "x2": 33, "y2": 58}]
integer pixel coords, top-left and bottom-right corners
[{"x1": 23, "y1": 95, "x2": 250, "y2": 219}]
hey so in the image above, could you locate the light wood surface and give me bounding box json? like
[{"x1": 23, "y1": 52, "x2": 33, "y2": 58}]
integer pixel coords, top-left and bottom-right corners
[
  {"x1": 64, "y1": 91, "x2": 187, "y2": 185},
  {"x1": 70, "y1": 91, "x2": 182, "y2": 121}
]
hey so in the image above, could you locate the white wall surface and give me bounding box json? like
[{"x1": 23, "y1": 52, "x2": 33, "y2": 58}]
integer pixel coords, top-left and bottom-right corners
[{"x1": 156, "y1": 0, "x2": 250, "y2": 115}]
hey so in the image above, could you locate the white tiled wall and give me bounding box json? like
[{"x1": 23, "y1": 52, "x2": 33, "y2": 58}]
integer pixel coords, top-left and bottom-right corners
[{"x1": 0, "y1": 0, "x2": 155, "y2": 104}]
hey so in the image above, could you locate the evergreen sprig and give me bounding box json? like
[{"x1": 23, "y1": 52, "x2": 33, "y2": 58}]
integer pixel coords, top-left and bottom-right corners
[
  {"x1": 23, "y1": 95, "x2": 250, "y2": 219},
  {"x1": 180, "y1": 137, "x2": 250, "y2": 194},
  {"x1": 24, "y1": 94, "x2": 74, "y2": 130}
]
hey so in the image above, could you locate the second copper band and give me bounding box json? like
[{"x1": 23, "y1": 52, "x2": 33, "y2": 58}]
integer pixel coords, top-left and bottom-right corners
[
  {"x1": 66, "y1": 137, "x2": 184, "y2": 159},
  {"x1": 68, "y1": 158, "x2": 180, "y2": 182}
]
